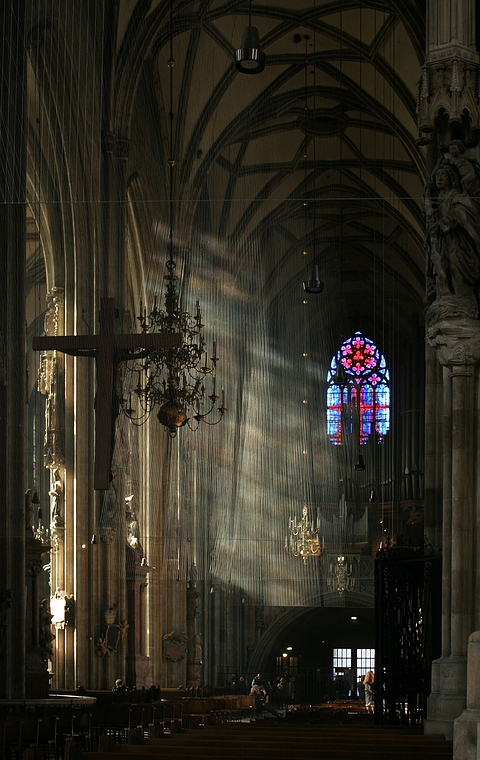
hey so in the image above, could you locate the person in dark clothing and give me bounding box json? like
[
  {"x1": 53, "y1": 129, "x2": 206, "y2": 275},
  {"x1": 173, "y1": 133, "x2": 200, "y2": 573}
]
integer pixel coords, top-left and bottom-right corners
[
  {"x1": 251, "y1": 685, "x2": 280, "y2": 717},
  {"x1": 237, "y1": 677, "x2": 248, "y2": 694},
  {"x1": 113, "y1": 678, "x2": 127, "y2": 692}
]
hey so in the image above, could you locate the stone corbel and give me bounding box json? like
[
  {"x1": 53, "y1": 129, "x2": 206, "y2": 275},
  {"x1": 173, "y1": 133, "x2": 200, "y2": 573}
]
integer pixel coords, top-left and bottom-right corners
[{"x1": 426, "y1": 300, "x2": 480, "y2": 369}]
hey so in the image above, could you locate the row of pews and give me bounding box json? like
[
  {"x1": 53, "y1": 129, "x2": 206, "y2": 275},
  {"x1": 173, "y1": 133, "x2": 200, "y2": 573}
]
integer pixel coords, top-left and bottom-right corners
[
  {"x1": 1, "y1": 694, "x2": 454, "y2": 759},
  {"x1": 89, "y1": 693, "x2": 255, "y2": 741},
  {"x1": 86, "y1": 721, "x2": 453, "y2": 760},
  {"x1": 0, "y1": 693, "x2": 255, "y2": 759}
]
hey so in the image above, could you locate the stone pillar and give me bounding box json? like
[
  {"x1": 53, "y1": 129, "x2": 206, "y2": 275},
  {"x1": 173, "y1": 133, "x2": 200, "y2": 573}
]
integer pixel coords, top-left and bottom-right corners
[
  {"x1": 125, "y1": 546, "x2": 151, "y2": 688},
  {"x1": 453, "y1": 631, "x2": 480, "y2": 760},
  {"x1": 424, "y1": 310, "x2": 480, "y2": 739},
  {"x1": 0, "y1": 0, "x2": 27, "y2": 701},
  {"x1": 25, "y1": 527, "x2": 51, "y2": 698},
  {"x1": 186, "y1": 573, "x2": 201, "y2": 687}
]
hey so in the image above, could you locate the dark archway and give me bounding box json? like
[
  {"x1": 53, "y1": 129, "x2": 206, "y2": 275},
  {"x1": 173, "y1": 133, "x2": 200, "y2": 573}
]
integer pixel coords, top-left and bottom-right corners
[{"x1": 249, "y1": 606, "x2": 375, "y2": 705}]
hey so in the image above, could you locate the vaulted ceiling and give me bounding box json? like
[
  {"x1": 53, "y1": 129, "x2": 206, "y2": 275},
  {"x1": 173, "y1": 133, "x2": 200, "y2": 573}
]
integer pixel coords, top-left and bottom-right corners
[{"x1": 119, "y1": 0, "x2": 426, "y2": 340}]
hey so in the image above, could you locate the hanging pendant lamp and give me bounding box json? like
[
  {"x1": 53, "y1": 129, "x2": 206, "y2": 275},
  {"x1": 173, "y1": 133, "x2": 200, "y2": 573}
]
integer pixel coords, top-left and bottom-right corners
[
  {"x1": 235, "y1": 2, "x2": 265, "y2": 74},
  {"x1": 303, "y1": 264, "x2": 323, "y2": 294}
]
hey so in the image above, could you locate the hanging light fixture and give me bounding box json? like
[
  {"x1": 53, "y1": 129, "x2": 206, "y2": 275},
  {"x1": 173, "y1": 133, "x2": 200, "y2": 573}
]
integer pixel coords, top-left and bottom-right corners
[
  {"x1": 122, "y1": 1, "x2": 226, "y2": 437},
  {"x1": 354, "y1": 453, "x2": 365, "y2": 471},
  {"x1": 235, "y1": 0, "x2": 265, "y2": 74},
  {"x1": 327, "y1": 555, "x2": 355, "y2": 596},
  {"x1": 301, "y1": 33, "x2": 323, "y2": 296},
  {"x1": 303, "y1": 263, "x2": 323, "y2": 294},
  {"x1": 285, "y1": 506, "x2": 325, "y2": 564}
]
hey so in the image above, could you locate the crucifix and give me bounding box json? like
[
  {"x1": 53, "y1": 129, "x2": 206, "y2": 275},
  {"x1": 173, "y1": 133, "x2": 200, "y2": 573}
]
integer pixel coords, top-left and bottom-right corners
[{"x1": 33, "y1": 298, "x2": 182, "y2": 490}]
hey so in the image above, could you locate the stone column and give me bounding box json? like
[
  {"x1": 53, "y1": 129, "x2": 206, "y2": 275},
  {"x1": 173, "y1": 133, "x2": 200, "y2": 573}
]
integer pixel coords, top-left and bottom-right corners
[
  {"x1": 125, "y1": 546, "x2": 151, "y2": 688},
  {"x1": 25, "y1": 526, "x2": 51, "y2": 698},
  {"x1": 186, "y1": 574, "x2": 201, "y2": 687},
  {"x1": 0, "y1": 0, "x2": 27, "y2": 701},
  {"x1": 453, "y1": 632, "x2": 480, "y2": 760},
  {"x1": 424, "y1": 311, "x2": 480, "y2": 740}
]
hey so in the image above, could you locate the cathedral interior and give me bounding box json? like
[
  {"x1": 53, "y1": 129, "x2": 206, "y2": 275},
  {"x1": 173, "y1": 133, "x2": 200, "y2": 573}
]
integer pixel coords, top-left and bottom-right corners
[{"x1": 2, "y1": 0, "x2": 480, "y2": 755}]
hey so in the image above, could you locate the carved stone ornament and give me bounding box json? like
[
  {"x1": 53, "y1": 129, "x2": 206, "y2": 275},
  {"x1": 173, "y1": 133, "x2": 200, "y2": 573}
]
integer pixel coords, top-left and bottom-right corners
[
  {"x1": 162, "y1": 631, "x2": 188, "y2": 662},
  {"x1": 426, "y1": 315, "x2": 480, "y2": 368},
  {"x1": 417, "y1": 45, "x2": 480, "y2": 145},
  {"x1": 100, "y1": 526, "x2": 116, "y2": 544},
  {"x1": 96, "y1": 603, "x2": 129, "y2": 657},
  {"x1": 425, "y1": 294, "x2": 478, "y2": 326}
]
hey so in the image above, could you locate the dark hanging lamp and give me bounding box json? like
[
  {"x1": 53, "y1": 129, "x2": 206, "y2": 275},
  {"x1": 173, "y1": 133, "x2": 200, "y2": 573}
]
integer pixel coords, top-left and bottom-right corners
[
  {"x1": 354, "y1": 453, "x2": 365, "y2": 471},
  {"x1": 303, "y1": 264, "x2": 324, "y2": 294},
  {"x1": 235, "y1": 1, "x2": 265, "y2": 74}
]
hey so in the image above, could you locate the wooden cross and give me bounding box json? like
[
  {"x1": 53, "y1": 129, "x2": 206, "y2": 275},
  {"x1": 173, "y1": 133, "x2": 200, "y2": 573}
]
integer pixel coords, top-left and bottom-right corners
[{"x1": 33, "y1": 298, "x2": 182, "y2": 490}]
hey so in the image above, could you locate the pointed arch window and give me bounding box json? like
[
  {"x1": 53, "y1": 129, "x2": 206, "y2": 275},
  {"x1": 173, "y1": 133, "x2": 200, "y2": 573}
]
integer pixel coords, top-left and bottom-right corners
[{"x1": 326, "y1": 332, "x2": 390, "y2": 446}]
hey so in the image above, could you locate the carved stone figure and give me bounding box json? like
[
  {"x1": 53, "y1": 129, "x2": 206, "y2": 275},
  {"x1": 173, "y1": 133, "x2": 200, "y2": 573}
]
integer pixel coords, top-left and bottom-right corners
[
  {"x1": 50, "y1": 469, "x2": 63, "y2": 528},
  {"x1": 100, "y1": 471, "x2": 118, "y2": 530},
  {"x1": 194, "y1": 632, "x2": 203, "y2": 664},
  {"x1": 442, "y1": 140, "x2": 480, "y2": 199},
  {"x1": 25, "y1": 489, "x2": 34, "y2": 535},
  {"x1": 39, "y1": 599, "x2": 55, "y2": 657},
  {"x1": 425, "y1": 163, "x2": 480, "y2": 306},
  {"x1": 127, "y1": 511, "x2": 139, "y2": 549}
]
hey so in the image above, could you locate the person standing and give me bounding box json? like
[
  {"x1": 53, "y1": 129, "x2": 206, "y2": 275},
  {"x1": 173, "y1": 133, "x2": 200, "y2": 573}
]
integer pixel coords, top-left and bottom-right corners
[{"x1": 363, "y1": 671, "x2": 374, "y2": 713}]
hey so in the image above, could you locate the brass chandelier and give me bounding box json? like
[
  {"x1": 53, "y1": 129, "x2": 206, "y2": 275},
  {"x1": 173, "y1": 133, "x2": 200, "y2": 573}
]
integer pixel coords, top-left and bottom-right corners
[
  {"x1": 285, "y1": 506, "x2": 324, "y2": 564},
  {"x1": 123, "y1": 262, "x2": 226, "y2": 436}
]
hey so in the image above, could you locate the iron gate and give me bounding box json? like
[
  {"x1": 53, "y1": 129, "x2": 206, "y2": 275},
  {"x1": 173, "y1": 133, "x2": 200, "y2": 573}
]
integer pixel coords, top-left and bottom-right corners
[{"x1": 375, "y1": 539, "x2": 441, "y2": 725}]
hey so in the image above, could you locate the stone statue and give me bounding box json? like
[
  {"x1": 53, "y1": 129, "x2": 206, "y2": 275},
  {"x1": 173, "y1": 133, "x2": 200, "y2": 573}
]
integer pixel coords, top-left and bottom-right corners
[
  {"x1": 425, "y1": 163, "x2": 480, "y2": 306},
  {"x1": 50, "y1": 469, "x2": 63, "y2": 527},
  {"x1": 194, "y1": 632, "x2": 203, "y2": 664},
  {"x1": 39, "y1": 599, "x2": 55, "y2": 657},
  {"x1": 25, "y1": 489, "x2": 34, "y2": 535},
  {"x1": 441, "y1": 140, "x2": 480, "y2": 199},
  {"x1": 127, "y1": 511, "x2": 139, "y2": 549}
]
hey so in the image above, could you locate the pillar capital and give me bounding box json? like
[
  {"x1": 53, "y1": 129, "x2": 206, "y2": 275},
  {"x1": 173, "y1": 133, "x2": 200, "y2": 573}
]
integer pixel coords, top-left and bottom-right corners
[{"x1": 426, "y1": 305, "x2": 480, "y2": 368}]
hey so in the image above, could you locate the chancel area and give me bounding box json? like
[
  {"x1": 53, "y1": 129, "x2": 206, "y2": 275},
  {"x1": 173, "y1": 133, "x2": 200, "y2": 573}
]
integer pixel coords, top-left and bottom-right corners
[{"x1": 2, "y1": 1, "x2": 480, "y2": 758}]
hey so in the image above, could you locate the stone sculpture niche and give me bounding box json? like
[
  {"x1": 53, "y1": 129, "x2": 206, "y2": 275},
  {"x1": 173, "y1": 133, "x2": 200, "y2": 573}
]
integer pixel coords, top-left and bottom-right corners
[
  {"x1": 424, "y1": 141, "x2": 480, "y2": 324},
  {"x1": 424, "y1": 140, "x2": 480, "y2": 366}
]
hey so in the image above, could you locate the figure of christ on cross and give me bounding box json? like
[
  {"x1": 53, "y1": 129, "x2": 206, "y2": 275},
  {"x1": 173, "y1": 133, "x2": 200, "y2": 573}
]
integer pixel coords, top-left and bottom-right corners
[{"x1": 32, "y1": 298, "x2": 182, "y2": 490}]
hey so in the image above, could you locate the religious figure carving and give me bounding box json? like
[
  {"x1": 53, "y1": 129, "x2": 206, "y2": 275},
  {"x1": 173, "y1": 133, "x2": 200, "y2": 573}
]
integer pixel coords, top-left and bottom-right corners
[
  {"x1": 425, "y1": 162, "x2": 480, "y2": 308},
  {"x1": 25, "y1": 489, "x2": 34, "y2": 536},
  {"x1": 126, "y1": 509, "x2": 140, "y2": 549},
  {"x1": 194, "y1": 633, "x2": 203, "y2": 664},
  {"x1": 50, "y1": 469, "x2": 64, "y2": 527},
  {"x1": 100, "y1": 471, "x2": 118, "y2": 530},
  {"x1": 440, "y1": 140, "x2": 480, "y2": 199},
  {"x1": 39, "y1": 599, "x2": 55, "y2": 658}
]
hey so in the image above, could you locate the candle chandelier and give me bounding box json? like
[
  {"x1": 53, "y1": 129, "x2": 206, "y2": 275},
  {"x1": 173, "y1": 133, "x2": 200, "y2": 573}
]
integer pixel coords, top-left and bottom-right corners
[
  {"x1": 122, "y1": 0, "x2": 226, "y2": 438},
  {"x1": 123, "y1": 269, "x2": 226, "y2": 436},
  {"x1": 285, "y1": 506, "x2": 325, "y2": 564},
  {"x1": 327, "y1": 554, "x2": 355, "y2": 596}
]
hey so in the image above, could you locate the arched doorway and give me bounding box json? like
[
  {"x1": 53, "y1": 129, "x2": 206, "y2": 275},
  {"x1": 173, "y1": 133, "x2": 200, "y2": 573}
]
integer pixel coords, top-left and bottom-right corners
[{"x1": 249, "y1": 606, "x2": 375, "y2": 706}]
